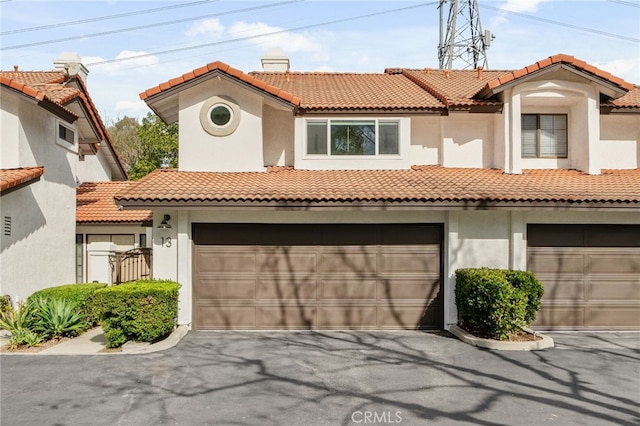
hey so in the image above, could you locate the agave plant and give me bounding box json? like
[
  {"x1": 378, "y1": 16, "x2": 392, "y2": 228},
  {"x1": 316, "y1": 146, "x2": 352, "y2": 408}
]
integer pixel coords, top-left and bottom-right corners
[
  {"x1": 0, "y1": 300, "x2": 37, "y2": 333},
  {"x1": 31, "y1": 296, "x2": 87, "y2": 339},
  {"x1": 7, "y1": 327, "x2": 43, "y2": 349}
]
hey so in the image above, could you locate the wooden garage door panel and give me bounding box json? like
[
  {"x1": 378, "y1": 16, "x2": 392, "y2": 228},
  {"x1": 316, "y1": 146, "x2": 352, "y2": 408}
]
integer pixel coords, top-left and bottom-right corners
[
  {"x1": 195, "y1": 251, "x2": 256, "y2": 274},
  {"x1": 528, "y1": 225, "x2": 640, "y2": 330},
  {"x1": 258, "y1": 251, "x2": 317, "y2": 274},
  {"x1": 379, "y1": 251, "x2": 439, "y2": 274},
  {"x1": 318, "y1": 306, "x2": 377, "y2": 328},
  {"x1": 196, "y1": 306, "x2": 256, "y2": 328},
  {"x1": 588, "y1": 254, "x2": 640, "y2": 274},
  {"x1": 527, "y1": 252, "x2": 584, "y2": 274},
  {"x1": 257, "y1": 279, "x2": 317, "y2": 300},
  {"x1": 193, "y1": 224, "x2": 443, "y2": 330},
  {"x1": 536, "y1": 279, "x2": 585, "y2": 302},
  {"x1": 532, "y1": 306, "x2": 584, "y2": 328},
  {"x1": 319, "y1": 252, "x2": 377, "y2": 274},
  {"x1": 378, "y1": 305, "x2": 437, "y2": 329},
  {"x1": 321, "y1": 280, "x2": 377, "y2": 300},
  {"x1": 588, "y1": 307, "x2": 640, "y2": 327},
  {"x1": 195, "y1": 279, "x2": 256, "y2": 300},
  {"x1": 589, "y1": 280, "x2": 640, "y2": 301},
  {"x1": 258, "y1": 306, "x2": 316, "y2": 328},
  {"x1": 377, "y1": 278, "x2": 440, "y2": 300}
]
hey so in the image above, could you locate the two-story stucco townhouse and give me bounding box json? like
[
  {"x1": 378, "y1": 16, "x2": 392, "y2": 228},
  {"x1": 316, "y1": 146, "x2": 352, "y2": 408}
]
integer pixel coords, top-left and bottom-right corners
[
  {"x1": 1, "y1": 53, "x2": 151, "y2": 302},
  {"x1": 115, "y1": 53, "x2": 640, "y2": 332}
]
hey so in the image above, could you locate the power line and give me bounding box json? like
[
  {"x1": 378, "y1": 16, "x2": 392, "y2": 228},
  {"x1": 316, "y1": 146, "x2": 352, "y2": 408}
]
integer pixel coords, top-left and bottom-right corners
[
  {"x1": 481, "y1": 4, "x2": 640, "y2": 44},
  {"x1": 86, "y1": 2, "x2": 438, "y2": 67},
  {"x1": 1, "y1": 1, "x2": 302, "y2": 51},
  {"x1": 1, "y1": 0, "x2": 217, "y2": 36},
  {"x1": 608, "y1": 0, "x2": 640, "y2": 8}
]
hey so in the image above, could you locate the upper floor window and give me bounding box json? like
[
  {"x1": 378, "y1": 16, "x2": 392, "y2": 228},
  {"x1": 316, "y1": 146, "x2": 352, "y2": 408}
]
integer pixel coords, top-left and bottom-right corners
[
  {"x1": 306, "y1": 119, "x2": 400, "y2": 156},
  {"x1": 521, "y1": 114, "x2": 567, "y2": 158},
  {"x1": 58, "y1": 123, "x2": 75, "y2": 145}
]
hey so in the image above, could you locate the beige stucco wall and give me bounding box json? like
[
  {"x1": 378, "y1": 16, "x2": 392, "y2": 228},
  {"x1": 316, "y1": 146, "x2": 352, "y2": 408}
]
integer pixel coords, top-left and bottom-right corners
[
  {"x1": 442, "y1": 113, "x2": 494, "y2": 168},
  {"x1": 178, "y1": 78, "x2": 266, "y2": 172},
  {"x1": 1, "y1": 98, "x2": 78, "y2": 302},
  {"x1": 600, "y1": 114, "x2": 640, "y2": 169},
  {"x1": 77, "y1": 149, "x2": 113, "y2": 182},
  {"x1": 263, "y1": 104, "x2": 294, "y2": 166},
  {"x1": 410, "y1": 116, "x2": 441, "y2": 165}
]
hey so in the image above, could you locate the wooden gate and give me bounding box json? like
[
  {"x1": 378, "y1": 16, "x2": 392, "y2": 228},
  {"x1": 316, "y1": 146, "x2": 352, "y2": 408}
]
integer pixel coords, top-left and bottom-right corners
[{"x1": 111, "y1": 248, "x2": 152, "y2": 284}]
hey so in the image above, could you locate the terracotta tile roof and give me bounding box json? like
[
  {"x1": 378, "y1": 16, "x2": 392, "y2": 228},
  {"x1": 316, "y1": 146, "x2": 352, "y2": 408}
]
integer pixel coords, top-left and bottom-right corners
[
  {"x1": 77, "y1": 182, "x2": 152, "y2": 224},
  {"x1": 0, "y1": 167, "x2": 44, "y2": 194},
  {"x1": 603, "y1": 86, "x2": 640, "y2": 108},
  {"x1": 114, "y1": 167, "x2": 640, "y2": 208},
  {"x1": 1, "y1": 70, "x2": 128, "y2": 179},
  {"x1": 394, "y1": 68, "x2": 508, "y2": 107},
  {"x1": 250, "y1": 72, "x2": 445, "y2": 111},
  {"x1": 484, "y1": 53, "x2": 635, "y2": 93},
  {"x1": 139, "y1": 61, "x2": 301, "y2": 106}
]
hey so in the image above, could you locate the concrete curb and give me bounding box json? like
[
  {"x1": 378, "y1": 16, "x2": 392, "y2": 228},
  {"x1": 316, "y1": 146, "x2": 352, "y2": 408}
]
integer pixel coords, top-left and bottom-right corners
[
  {"x1": 450, "y1": 325, "x2": 554, "y2": 351},
  {"x1": 0, "y1": 325, "x2": 189, "y2": 356}
]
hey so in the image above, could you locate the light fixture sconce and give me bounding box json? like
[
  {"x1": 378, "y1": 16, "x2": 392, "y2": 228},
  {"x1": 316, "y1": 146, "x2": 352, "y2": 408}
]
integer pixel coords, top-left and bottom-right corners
[{"x1": 157, "y1": 214, "x2": 172, "y2": 229}]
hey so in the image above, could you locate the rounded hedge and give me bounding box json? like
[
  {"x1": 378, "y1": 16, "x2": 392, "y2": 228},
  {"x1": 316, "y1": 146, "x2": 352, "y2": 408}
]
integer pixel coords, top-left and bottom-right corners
[{"x1": 455, "y1": 268, "x2": 544, "y2": 340}]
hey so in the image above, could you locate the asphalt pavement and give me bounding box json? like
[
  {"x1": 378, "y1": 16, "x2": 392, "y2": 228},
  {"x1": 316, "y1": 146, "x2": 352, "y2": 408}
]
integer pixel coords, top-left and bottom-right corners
[{"x1": 1, "y1": 331, "x2": 638, "y2": 425}]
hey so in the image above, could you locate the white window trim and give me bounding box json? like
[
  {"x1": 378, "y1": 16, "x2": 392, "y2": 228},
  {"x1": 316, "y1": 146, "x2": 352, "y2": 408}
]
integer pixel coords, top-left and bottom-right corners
[
  {"x1": 294, "y1": 117, "x2": 411, "y2": 170},
  {"x1": 303, "y1": 118, "x2": 403, "y2": 158},
  {"x1": 55, "y1": 120, "x2": 78, "y2": 153}
]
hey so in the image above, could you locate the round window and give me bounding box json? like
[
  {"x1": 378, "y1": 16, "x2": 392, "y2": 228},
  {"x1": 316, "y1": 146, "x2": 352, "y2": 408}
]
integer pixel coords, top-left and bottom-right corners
[
  {"x1": 210, "y1": 104, "x2": 232, "y2": 127},
  {"x1": 199, "y1": 95, "x2": 241, "y2": 137}
]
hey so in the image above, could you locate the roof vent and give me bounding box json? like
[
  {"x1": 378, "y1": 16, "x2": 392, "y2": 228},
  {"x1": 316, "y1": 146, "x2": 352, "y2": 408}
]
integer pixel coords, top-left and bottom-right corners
[
  {"x1": 261, "y1": 48, "x2": 290, "y2": 72},
  {"x1": 54, "y1": 52, "x2": 89, "y2": 83}
]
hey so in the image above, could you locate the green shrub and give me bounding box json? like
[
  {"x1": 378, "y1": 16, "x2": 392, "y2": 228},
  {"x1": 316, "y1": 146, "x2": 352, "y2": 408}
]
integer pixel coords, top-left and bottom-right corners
[
  {"x1": 30, "y1": 296, "x2": 87, "y2": 339},
  {"x1": 8, "y1": 328, "x2": 43, "y2": 349},
  {"x1": 455, "y1": 268, "x2": 543, "y2": 340},
  {"x1": 93, "y1": 280, "x2": 179, "y2": 348},
  {"x1": 0, "y1": 296, "x2": 12, "y2": 315},
  {"x1": 28, "y1": 283, "x2": 107, "y2": 326},
  {"x1": 504, "y1": 270, "x2": 544, "y2": 324},
  {"x1": 0, "y1": 300, "x2": 37, "y2": 333}
]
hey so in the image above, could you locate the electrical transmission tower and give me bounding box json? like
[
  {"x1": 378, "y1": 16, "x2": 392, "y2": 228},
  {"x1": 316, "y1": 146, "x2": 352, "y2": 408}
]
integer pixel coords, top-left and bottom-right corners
[{"x1": 438, "y1": 0, "x2": 493, "y2": 69}]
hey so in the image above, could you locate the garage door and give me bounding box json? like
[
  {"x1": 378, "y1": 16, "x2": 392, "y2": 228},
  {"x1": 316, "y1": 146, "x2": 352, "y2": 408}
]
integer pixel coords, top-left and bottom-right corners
[
  {"x1": 528, "y1": 224, "x2": 640, "y2": 330},
  {"x1": 193, "y1": 224, "x2": 442, "y2": 330}
]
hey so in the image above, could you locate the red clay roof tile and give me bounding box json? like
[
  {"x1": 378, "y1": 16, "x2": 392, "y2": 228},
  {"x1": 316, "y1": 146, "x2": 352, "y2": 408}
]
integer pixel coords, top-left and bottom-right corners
[
  {"x1": 77, "y1": 182, "x2": 152, "y2": 224},
  {"x1": 0, "y1": 167, "x2": 44, "y2": 193},
  {"x1": 1, "y1": 70, "x2": 128, "y2": 179},
  {"x1": 114, "y1": 167, "x2": 640, "y2": 207},
  {"x1": 484, "y1": 54, "x2": 635, "y2": 94},
  {"x1": 139, "y1": 60, "x2": 301, "y2": 107}
]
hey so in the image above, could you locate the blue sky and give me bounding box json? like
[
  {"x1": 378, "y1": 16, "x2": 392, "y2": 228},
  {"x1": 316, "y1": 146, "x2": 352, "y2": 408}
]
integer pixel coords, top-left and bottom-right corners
[{"x1": 1, "y1": 0, "x2": 639, "y2": 121}]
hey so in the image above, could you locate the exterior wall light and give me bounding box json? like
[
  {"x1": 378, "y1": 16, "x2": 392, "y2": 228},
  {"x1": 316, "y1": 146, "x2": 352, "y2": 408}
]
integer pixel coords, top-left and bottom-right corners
[{"x1": 157, "y1": 214, "x2": 172, "y2": 229}]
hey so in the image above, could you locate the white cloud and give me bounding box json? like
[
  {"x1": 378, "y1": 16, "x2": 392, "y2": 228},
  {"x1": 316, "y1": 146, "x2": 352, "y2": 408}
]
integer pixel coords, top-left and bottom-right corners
[
  {"x1": 228, "y1": 21, "x2": 322, "y2": 54},
  {"x1": 500, "y1": 0, "x2": 551, "y2": 13},
  {"x1": 115, "y1": 100, "x2": 148, "y2": 112},
  {"x1": 595, "y1": 59, "x2": 639, "y2": 82},
  {"x1": 186, "y1": 19, "x2": 225, "y2": 38},
  {"x1": 83, "y1": 51, "x2": 159, "y2": 75}
]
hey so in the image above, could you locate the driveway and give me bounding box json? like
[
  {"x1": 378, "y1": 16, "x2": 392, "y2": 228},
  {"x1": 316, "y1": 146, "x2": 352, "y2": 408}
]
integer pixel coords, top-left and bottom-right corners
[{"x1": 1, "y1": 331, "x2": 638, "y2": 425}]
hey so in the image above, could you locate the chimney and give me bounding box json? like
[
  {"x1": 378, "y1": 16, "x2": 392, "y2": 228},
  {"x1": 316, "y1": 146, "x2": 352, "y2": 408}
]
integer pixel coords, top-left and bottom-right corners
[
  {"x1": 477, "y1": 66, "x2": 483, "y2": 79},
  {"x1": 260, "y1": 48, "x2": 290, "y2": 72},
  {"x1": 54, "y1": 52, "x2": 89, "y2": 83}
]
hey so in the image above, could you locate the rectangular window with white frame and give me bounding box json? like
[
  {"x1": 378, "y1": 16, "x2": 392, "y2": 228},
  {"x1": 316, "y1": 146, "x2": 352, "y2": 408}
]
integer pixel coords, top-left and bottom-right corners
[
  {"x1": 306, "y1": 119, "x2": 400, "y2": 157},
  {"x1": 56, "y1": 121, "x2": 77, "y2": 151},
  {"x1": 521, "y1": 114, "x2": 568, "y2": 158}
]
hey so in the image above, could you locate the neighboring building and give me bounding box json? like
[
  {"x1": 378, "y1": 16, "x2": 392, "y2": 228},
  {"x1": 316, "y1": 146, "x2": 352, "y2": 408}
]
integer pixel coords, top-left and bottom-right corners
[
  {"x1": 114, "y1": 53, "x2": 640, "y2": 331},
  {"x1": 0, "y1": 53, "x2": 129, "y2": 302},
  {"x1": 76, "y1": 181, "x2": 152, "y2": 283}
]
